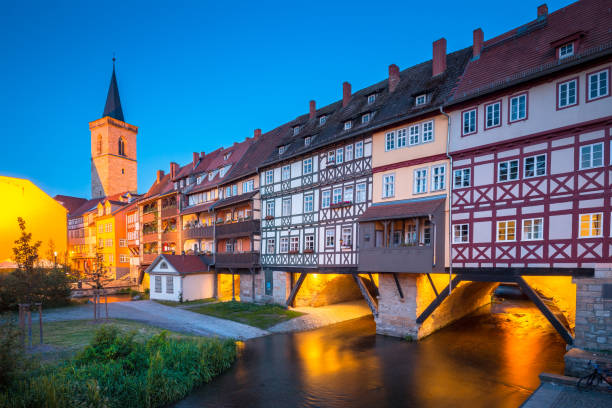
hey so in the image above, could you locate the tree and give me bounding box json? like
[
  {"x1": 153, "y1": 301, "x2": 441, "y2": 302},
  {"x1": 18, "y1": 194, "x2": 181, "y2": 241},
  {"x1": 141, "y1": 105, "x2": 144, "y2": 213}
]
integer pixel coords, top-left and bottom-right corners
[
  {"x1": 12, "y1": 217, "x2": 41, "y2": 273},
  {"x1": 81, "y1": 249, "x2": 115, "y2": 320}
]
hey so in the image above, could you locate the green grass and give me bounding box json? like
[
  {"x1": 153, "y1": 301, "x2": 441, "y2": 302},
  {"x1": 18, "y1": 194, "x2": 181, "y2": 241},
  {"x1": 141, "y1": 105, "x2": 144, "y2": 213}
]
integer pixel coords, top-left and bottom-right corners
[
  {"x1": 154, "y1": 298, "x2": 216, "y2": 307},
  {"x1": 189, "y1": 301, "x2": 303, "y2": 329}
]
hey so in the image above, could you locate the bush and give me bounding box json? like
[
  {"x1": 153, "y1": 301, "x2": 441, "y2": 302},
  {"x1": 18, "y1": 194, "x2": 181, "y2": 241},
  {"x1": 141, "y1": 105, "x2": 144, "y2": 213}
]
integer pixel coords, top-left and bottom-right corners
[
  {"x1": 0, "y1": 316, "x2": 23, "y2": 389},
  {"x1": 0, "y1": 268, "x2": 71, "y2": 312},
  {"x1": 0, "y1": 325, "x2": 236, "y2": 407}
]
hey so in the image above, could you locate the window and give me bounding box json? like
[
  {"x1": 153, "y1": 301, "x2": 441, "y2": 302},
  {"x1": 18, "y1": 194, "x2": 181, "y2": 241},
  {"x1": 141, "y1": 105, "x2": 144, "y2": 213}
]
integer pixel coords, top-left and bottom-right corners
[
  {"x1": 266, "y1": 238, "x2": 275, "y2": 254},
  {"x1": 422, "y1": 121, "x2": 433, "y2": 142},
  {"x1": 279, "y1": 145, "x2": 287, "y2": 155},
  {"x1": 415, "y1": 94, "x2": 426, "y2": 106},
  {"x1": 225, "y1": 186, "x2": 231, "y2": 197},
  {"x1": 305, "y1": 234, "x2": 315, "y2": 251},
  {"x1": 485, "y1": 101, "x2": 501, "y2": 128},
  {"x1": 382, "y1": 174, "x2": 395, "y2": 198},
  {"x1": 356, "y1": 183, "x2": 366, "y2": 203},
  {"x1": 409, "y1": 125, "x2": 420, "y2": 145},
  {"x1": 319, "y1": 116, "x2": 327, "y2": 126},
  {"x1": 98, "y1": 238, "x2": 104, "y2": 248},
  {"x1": 524, "y1": 154, "x2": 546, "y2": 178},
  {"x1": 118, "y1": 137, "x2": 126, "y2": 156},
  {"x1": 290, "y1": 236, "x2": 299, "y2": 252},
  {"x1": 423, "y1": 221, "x2": 431, "y2": 245},
  {"x1": 462, "y1": 109, "x2": 476, "y2": 135},
  {"x1": 293, "y1": 126, "x2": 300, "y2": 136},
  {"x1": 282, "y1": 165, "x2": 291, "y2": 181},
  {"x1": 497, "y1": 220, "x2": 516, "y2": 242},
  {"x1": 325, "y1": 229, "x2": 335, "y2": 248},
  {"x1": 304, "y1": 194, "x2": 314, "y2": 212},
  {"x1": 344, "y1": 185, "x2": 354, "y2": 203},
  {"x1": 322, "y1": 190, "x2": 331, "y2": 208},
  {"x1": 225, "y1": 240, "x2": 234, "y2": 252},
  {"x1": 336, "y1": 148, "x2": 344, "y2": 164},
  {"x1": 498, "y1": 159, "x2": 519, "y2": 182},
  {"x1": 432, "y1": 165, "x2": 446, "y2": 191},
  {"x1": 280, "y1": 237, "x2": 289, "y2": 253},
  {"x1": 282, "y1": 198, "x2": 292, "y2": 216},
  {"x1": 523, "y1": 218, "x2": 543, "y2": 241},
  {"x1": 588, "y1": 69, "x2": 609, "y2": 101},
  {"x1": 332, "y1": 188, "x2": 342, "y2": 204},
  {"x1": 345, "y1": 144, "x2": 353, "y2": 161},
  {"x1": 243, "y1": 179, "x2": 254, "y2": 193},
  {"x1": 414, "y1": 168, "x2": 428, "y2": 194},
  {"x1": 328, "y1": 150, "x2": 335, "y2": 164},
  {"x1": 355, "y1": 141, "x2": 363, "y2": 158},
  {"x1": 265, "y1": 170, "x2": 274, "y2": 185},
  {"x1": 367, "y1": 94, "x2": 376, "y2": 104},
  {"x1": 97, "y1": 135, "x2": 102, "y2": 155},
  {"x1": 453, "y1": 168, "x2": 470, "y2": 188},
  {"x1": 397, "y1": 128, "x2": 407, "y2": 147},
  {"x1": 344, "y1": 121, "x2": 352, "y2": 130},
  {"x1": 303, "y1": 158, "x2": 312, "y2": 174},
  {"x1": 119, "y1": 254, "x2": 129, "y2": 263},
  {"x1": 341, "y1": 227, "x2": 352, "y2": 247},
  {"x1": 362, "y1": 113, "x2": 371, "y2": 124},
  {"x1": 580, "y1": 143, "x2": 604, "y2": 169},
  {"x1": 558, "y1": 42, "x2": 574, "y2": 59},
  {"x1": 558, "y1": 79, "x2": 577, "y2": 108},
  {"x1": 98, "y1": 224, "x2": 103, "y2": 233},
  {"x1": 304, "y1": 136, "x2": 311, "y2": 146},
  {"x1": 579, "y1": 213, "x2": 602, "y2": 238},
  {"x1": 154, "y1": 276, "x2": 162, "y2": 293},
  {"x1": 510, "y1": 93, "x2": 527, "y2": 122},
  {"x1": 106, "y1": 239, "x2": 113, "y2": 247},
  {"x1": 224, "y1": 152, "x2": 232, "y2": 160},
  {"x1": 385, "y1": 132, "x2": 395, "y2": 151},
  {"x1": 453, "y1": 224, "x2": 469, "y2": 243},
  {"x1": 119, "y1": 239, "x2": 126, "y2": 247},
  {"x1": 166, "y1": 276, "x2": 173, "y2": 294}
]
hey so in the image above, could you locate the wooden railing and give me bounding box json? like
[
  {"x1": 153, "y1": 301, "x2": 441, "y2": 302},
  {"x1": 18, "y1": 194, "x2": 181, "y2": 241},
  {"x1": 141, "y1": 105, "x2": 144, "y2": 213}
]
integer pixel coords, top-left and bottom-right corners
[
  {"x1": 184, "y1": 226, "x2": 214, "y2": 239},
  {"x1": 215, "y1": 219, "x2": 260, "y2": 239},
  {"x1": 215, "y1": 251, "x2": 260, "y2": 269}
]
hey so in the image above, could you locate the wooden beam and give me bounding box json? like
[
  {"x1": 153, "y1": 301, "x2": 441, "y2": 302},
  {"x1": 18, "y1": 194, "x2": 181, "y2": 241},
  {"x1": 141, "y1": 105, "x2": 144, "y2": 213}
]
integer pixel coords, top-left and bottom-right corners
[
  {"x1": 286, "y1": 272, "x2": 307, "y2": 307},
  {"x1": 446, "y1": 266, "x2": 594, "y2": 277},
  {"x1": 368, "y1": 273, "x2": 379, "y2": 297},
  {"x1": 352, "y1": 273, "x2": 378, "y2": 317},
  {"x1": 416, "y1": 276, "x2": 462, "y2": 324},
  {"x1": 392, "y1": 273, "x2": 404, "y2": 299},
  {"x1": 515, "y1": 276, "x2": 574, "y2": 345},
  {"x1": 426, "y1": 273, "x2": 439, "y2": 297}
]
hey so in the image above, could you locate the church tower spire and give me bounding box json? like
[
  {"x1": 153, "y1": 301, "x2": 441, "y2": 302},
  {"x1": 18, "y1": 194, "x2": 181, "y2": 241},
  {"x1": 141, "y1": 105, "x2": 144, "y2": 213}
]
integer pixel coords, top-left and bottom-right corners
[
  {"x1": 90, "y1": 57, "x2": 138, "y2": 199},
  {"x1": 102, "y1": 58, "x2": 124, "y2": 122}
]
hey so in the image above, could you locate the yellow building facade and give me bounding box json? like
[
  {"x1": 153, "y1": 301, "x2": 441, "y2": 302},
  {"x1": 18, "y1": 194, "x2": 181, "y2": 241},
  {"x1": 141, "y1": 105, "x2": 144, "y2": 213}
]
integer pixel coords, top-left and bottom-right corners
[
  {"x1": 94, "y1": 200, "x2": 131, "y2": 279},
  {"x1": 0, "y1": 176, "x2": 67, "y2": 266}
]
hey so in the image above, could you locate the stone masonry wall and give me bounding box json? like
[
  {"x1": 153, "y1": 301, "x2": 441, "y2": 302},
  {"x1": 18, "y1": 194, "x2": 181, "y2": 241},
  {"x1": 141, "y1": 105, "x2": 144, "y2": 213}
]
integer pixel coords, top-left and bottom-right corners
[
  {"x1": 217, "y1": 273, "x2": 240, "y2": 300},
  {"x1": 272, "y1": 271, "x2": 291, "y2": 305},
  {"x1": 573, "y1": 266, "x2": 612, "y2": 352},
  {"x1": 239, "y1": 272, "x2": 265, "y2": 302},
  {"x1": 294, "y1": 274, "x2": 362, "y2": 307},
  {"x1": 375, "y1": 274, "x2": 419, "y2": 338}
]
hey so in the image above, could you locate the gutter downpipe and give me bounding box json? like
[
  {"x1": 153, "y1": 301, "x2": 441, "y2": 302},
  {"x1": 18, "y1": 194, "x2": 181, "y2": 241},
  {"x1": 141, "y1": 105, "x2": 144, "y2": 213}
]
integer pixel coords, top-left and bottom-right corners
[{"x1": 440, "y1": 106, "x2": 453, "y2": 295}]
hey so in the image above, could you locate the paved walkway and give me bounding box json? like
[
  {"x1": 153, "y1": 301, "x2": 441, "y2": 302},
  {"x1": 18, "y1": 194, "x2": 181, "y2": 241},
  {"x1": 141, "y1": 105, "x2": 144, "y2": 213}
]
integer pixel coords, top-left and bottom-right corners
[
  {"x1": 269, "y1": 300, "x2": 372, "y2": 333},
  {"x1": 521, "y1": 374, "x2": 612, "y2": 407},
  {"x1": 43, "y1": 300, "x2": 269, "y2": 340}
]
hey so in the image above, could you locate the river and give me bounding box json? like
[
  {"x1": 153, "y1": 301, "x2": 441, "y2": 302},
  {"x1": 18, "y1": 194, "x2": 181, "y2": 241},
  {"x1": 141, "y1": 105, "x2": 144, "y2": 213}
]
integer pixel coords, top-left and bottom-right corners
[{"x1": 175, "y1": 299, "x2": 566, "y2": 407}]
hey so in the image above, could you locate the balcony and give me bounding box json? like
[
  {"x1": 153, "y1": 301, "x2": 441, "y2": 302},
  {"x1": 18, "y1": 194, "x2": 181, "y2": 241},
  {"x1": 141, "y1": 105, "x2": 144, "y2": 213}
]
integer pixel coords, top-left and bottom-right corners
[
  {"x1": 215, "y1": 251, "x2": 259, "y2": 269},
  {"x1": 161, "y1": 230, "x2": 178, "y2": 242},
  {"x1": 358, "y1": 245, "x2": 434, "y2": 273},
  {"x1": 142, "y1": 232, "x2": 158, "y2": 243},
  {"x1": 161, "y1": 206, "x2": 178, "y2": 219},
  {"x1": 142, "y1": 211, "x2": 157, "y2": 223},
  {"x1": 184, "y1": 225, "x2": 214, "y2": 240},
  {"x1": 215, "y1": 219, "x2": 260, "y2": 239},
  {"x1": 142, "y1": 253, "x2": 158, "y2": 264}
]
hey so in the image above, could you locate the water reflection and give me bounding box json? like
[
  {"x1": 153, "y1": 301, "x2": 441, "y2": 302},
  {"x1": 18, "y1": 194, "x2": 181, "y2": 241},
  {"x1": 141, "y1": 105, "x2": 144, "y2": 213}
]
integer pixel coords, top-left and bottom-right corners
[{"x1": 175, "y1": 300, "x2": 565, "y2": 408}]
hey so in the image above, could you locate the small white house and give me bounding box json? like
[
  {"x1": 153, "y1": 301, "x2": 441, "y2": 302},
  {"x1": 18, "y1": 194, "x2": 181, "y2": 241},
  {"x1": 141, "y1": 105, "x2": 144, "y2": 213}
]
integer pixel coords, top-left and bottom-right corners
[{"x1": 146, "y1": 254, "x2": 214, "y2": 302}]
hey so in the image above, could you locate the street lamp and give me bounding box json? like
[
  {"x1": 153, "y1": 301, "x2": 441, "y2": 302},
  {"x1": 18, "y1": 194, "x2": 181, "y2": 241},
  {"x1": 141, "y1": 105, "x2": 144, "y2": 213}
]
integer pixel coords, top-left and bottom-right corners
[{"x1": 54, "y1": 251, "x2": 58, "y2": 269}]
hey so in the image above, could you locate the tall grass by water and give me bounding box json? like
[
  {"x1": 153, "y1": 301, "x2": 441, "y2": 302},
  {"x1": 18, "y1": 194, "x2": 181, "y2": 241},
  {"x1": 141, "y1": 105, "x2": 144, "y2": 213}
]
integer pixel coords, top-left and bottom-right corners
[{"x1": 0, "y1": 325, "x2": 236, "y2": 408}]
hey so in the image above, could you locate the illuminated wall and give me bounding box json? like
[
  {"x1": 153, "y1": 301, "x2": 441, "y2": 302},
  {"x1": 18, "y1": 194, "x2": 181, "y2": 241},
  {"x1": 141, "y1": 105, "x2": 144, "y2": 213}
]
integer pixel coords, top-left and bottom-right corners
[{"x1": 0, "y1": 176, "x2": 67, "y2": 265}]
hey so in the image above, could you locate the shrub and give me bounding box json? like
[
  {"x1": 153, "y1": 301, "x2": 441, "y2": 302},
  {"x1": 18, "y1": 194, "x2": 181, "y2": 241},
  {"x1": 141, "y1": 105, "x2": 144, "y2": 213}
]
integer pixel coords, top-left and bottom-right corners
[{"x1": 0, "y1": 316, "x2": 23, "y2": 389}]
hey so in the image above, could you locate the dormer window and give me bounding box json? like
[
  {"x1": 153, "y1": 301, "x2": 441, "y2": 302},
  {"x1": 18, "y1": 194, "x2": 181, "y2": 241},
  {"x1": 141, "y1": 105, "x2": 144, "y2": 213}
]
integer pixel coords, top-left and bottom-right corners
[
  {"x1": 361, "y1": 113, "x2": 370, "y2": 124},
  {"x1": 367, "y1": 94, "x2": 376, "y2": 104},
  {"x1": 279, "y1": 145, "x2": 287, "y2": 155},
  {"x1": 559, "y1": 43, "x2": 574, "y2": 59},
  {"x1": 293, "y1": 126, "x2": 300, "y2": 136},
  {"x1": 304, "y1": 136, "x2": 311, "y2": 147},
  {"x1": 224, "y1": 152, "x2": 232, "y2": 160},
  {"x1": 319, "y1": 116, "x2": 327, "y2": 126},
  {"x1": 344, "y1": 121, "x2": 352, "y2": 130},
  {"x1": 415, "y1": 94, "x2": 427, "y2": 106}
]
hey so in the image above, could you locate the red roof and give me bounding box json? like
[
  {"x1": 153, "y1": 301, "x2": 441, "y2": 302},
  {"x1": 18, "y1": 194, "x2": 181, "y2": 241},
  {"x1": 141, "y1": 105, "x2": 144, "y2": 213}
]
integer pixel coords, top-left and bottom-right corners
[
  {"x1": 452, "y1": 0, "x2": 612, "y2": 100},
  {"x1": 359, "y1": 198, "x2": 445, "y2": 222},
  {"x1": 152, "y1": 254, "x2": 211, "y2": 275},
  {"x1": 54, "y1": 195, "x2": 87, "y2": 215}
]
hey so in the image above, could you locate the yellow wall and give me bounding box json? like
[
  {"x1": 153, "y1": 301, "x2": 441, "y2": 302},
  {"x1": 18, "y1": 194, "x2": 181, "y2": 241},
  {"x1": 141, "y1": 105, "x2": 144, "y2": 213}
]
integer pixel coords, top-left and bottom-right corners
[{"x1": 0, "y1": 176, "x2": 67, "y2": 264}]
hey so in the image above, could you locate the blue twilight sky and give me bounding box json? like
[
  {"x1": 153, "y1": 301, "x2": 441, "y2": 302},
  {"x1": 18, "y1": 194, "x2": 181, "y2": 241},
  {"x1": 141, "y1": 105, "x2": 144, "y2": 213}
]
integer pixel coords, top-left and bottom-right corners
[{"x1": 0, "y1": 0, "x2": 573, "y2": 198}]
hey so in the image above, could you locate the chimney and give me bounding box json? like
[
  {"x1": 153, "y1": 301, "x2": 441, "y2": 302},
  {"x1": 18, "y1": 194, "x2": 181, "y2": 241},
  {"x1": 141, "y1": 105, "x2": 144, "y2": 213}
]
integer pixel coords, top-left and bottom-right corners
[
  {"x1": 309, "y1": 100, "x2": 316, "y2": 119},
  {"x1": 156, "y1": 170, "x2": 165, "y2": 183},
  {"x1": 473, "y1": 28, "x2": 484, "y2": 59},
  {"x1": 388, "y1": 64, "x2": 400, "y2": 93},
  {"x1": 170, "y1": 162, "x2": 179, "y2": 179},
  {"x1": 432, "y1": 38, "x2": 447, "y2": 76},
  {"x1": 254, "y1": 128, "x2": 262, "y2": 138},
  {"x1": 192, "y1": 152, "x2": 199, "y2": 167},
  {"x1": 342, "y1": 82, "x2": 352, "y2": 107},
  {"x1": 200, "y1": 151, "x2": 205, "y2": 159},
  {"x1": 537, "y1": 4, "x2": 548, "y2": 17}
]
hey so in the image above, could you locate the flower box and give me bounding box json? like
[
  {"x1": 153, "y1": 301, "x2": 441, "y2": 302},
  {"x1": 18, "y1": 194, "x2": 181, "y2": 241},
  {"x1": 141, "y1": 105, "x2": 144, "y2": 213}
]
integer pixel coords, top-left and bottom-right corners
[
  {"x1": 303, "y1": 248, "x2": 314, "y2": 253},
  {"x1": 288, "y1": 250, "x2": 299, "y2": 254},
  {"x1": 265, "y1": 215, "x2": 274, "y2": 220},
  {"x1": 331, "y1": 201, "x2": 352, "y2": 208}
]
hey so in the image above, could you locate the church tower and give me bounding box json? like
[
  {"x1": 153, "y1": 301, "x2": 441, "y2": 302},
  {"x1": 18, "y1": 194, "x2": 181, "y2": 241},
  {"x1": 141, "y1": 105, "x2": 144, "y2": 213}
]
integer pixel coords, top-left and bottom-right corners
[{"x1": 90, "y1": 59, "x2": 138, "y2": 198}]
